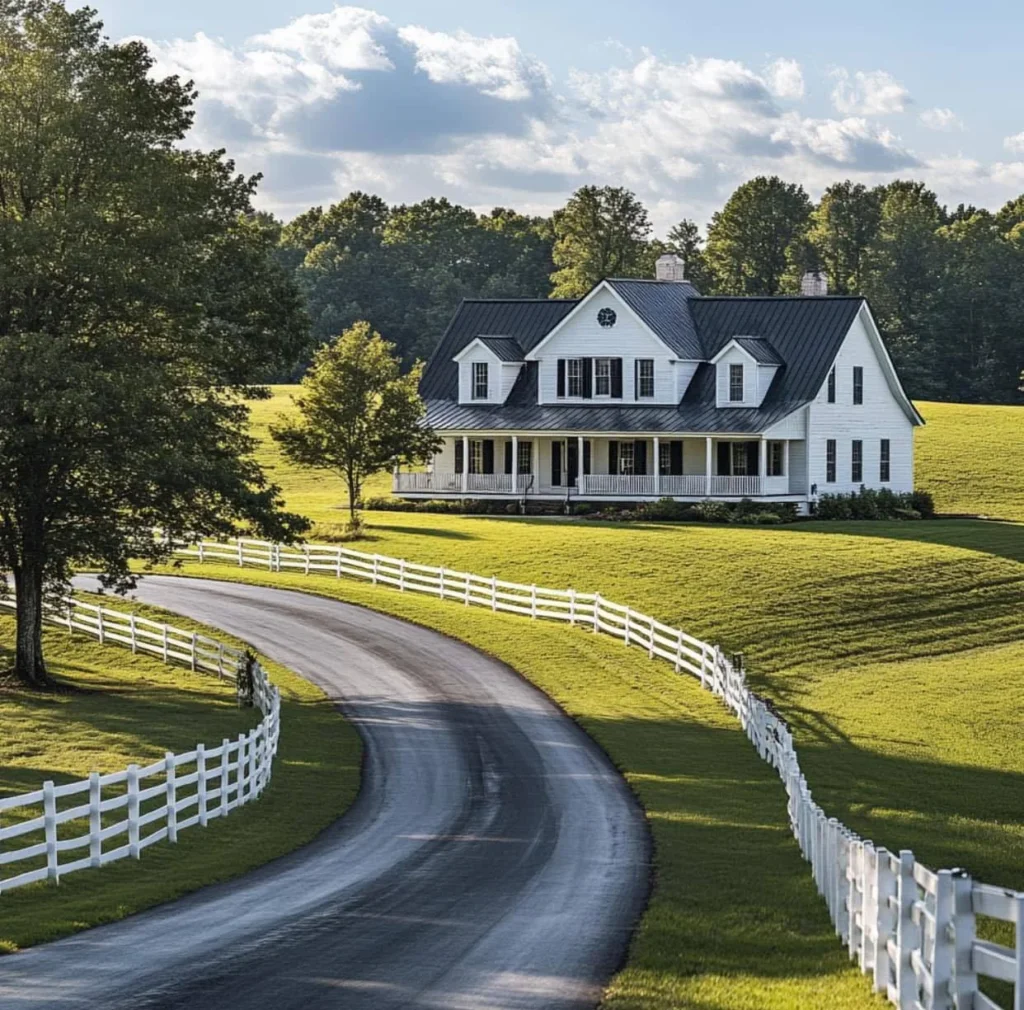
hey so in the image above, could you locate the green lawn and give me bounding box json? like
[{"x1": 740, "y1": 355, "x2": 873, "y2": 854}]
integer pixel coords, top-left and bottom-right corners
[
  {"x1": 239, "y1": 387, "x2": 1023, "y2": 1007},
  {"x1": 0, "y1": 598, "x2": 361, "y2": 951}
]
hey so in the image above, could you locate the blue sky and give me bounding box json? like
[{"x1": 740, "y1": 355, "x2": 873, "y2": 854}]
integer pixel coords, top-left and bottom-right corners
[{"x1": 84, "y1": 1, "x2": 1024, "y2": 229}]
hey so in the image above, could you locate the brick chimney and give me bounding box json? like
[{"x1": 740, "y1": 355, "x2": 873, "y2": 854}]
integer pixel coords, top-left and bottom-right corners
[{"x1": 655, "y1": 253, "x2": 687, "y2": 282}]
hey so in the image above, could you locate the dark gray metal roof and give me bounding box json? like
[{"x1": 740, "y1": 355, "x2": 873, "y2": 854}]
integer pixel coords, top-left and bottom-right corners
[
  {"x1": 422, "y1": 292, "x2": 869, "y2": 433},
  {"x1": 732, "y1": 336, "x2": 785, "y2": 365},
  {"x1": 420, "y1": 299, "x2": 577, "y2": 400},
  {"x1": 476, "y1": 336, "x2": 524, "y2": 362},
  {"x1": 605, "y1": 278, "x2": 703, "y2": 358}
]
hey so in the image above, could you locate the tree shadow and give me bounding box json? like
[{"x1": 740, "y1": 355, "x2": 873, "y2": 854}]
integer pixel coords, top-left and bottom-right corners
[{"x1": 363, "y1": 523, "x2": 479, "y2": 540}]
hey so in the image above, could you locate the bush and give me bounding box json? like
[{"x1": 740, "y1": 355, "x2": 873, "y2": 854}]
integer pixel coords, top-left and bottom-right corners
[
  {"x1": 691, "y1": 499, "x2": 732, "y2": 523},
  {"x1": 636, "y1": 497, "x2": 689, "y2": 521},
  {"x1": 753, "y1": 511, "x2": 784, "y2": 524},
  {"x1": 908, "y1": 490, "x2": 936, "y2": 518},
  {"x1": 505, "y1": 502, "x2": 520, "y2": 515},
  {"x1": 571, "y1": 503, "x2": 594, "y2": 516},
  {"x1": 813, "y1": 487, "x2": 935, "y2": 521}
]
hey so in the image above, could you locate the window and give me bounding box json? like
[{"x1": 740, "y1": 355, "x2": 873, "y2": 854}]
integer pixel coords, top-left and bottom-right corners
[
  {"x1": 768, "y1": 441, "x2": 785, "y2": 477},
  {"x1": 853, "y1": 366, "x2": 863, "y2": 405},
  {"x1": 851, "y1": 440, "x2": 863, "y2": 483},
  {"x1": 618, "y1": 441, "x2": 635, "y2": 475},
  {"x1": 879, "y1": 439, "x2": 890, "y2": 483},
  {"x1": 566, "y1": 358, "x2": 582, "y2": 397},
  {"x1": 659, "y1": 441, "x2": 671, "y2": 476},
  {"x1": 637, "y1": 359, "x2": 655, "y2": 398},
  {"x1": 729, "y1": 363, "x2": 744, "y2": 402},
  {"x1": 469, "y1": 439, "x2": 484, "y2": 474},
  {"x1": 471, "y1": 362, "x2": 488, "y2": 400},
  {"x1": 731, "y1": 442, "x2": 749, "y2": 476},
  {"x1": 595, "y1": 357, "x2": 611, "y2": 396},
  {"x1": 517, "y1": 440, "x2": 532, "y2": 476},
  {"x1": 827, "y1": 366, "x2": 836, "y2": 403},
  {"x1": 826, "y1": 439, "x2": 837, "y2": 483}
]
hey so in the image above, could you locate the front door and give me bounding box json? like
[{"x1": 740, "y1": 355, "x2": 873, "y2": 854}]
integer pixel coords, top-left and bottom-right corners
[
  {"x1": 567, "y1": 441, "x2": 578, "y2": 484},
  {"x1": 550, "y1": 440, "x2": 563, "y2": 486}
]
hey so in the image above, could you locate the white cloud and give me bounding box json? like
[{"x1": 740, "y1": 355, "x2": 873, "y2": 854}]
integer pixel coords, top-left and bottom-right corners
[
  {"x1": 766, "y1": 58, "x2": 805, "y2": 99},
  {"x1": 920, "y1": 107, "x2": 962, "y2": 131},
  {"x1": 250, "y1": 7, "x2": 393, "y2": 72},
  {"x1": 831, "y1": 69, "x2": 911, "y2": 116},
  {"x1": 1004, "y1": 132, "x2": 1024, "y2": 154}
]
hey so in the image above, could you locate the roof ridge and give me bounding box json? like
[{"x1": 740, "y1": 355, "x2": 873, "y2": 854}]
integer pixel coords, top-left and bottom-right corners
[
  {"x1": 694, "y1": 295, "x2": 865, "y2": 301},
  {"x1": 462, "y1": 297, "x2": 578, "y2": 303}
]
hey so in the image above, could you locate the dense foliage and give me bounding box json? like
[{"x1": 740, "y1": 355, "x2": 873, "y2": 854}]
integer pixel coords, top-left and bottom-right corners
[{"x1": 275, "y1": 178, "x2": 1024, "y2": 404}]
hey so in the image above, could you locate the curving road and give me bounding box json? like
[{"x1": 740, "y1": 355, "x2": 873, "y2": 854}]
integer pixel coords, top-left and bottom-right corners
[{"x1": 0, "y1": 576, "x2": 649, "y2": 1009}]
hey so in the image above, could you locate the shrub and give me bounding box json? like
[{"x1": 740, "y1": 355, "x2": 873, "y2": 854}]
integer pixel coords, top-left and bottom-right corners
[
  {"x1": 571, "y1": 503, "x2": 594, "y2": 516},
  {"x1": 753, "y1": 511, "x2": 783, "y2": 524},
  {"x1": 894, "y1": 507, "x2": 922, "y2": 520},
  {"x1": 908, "y1": 490, "x2": 936, "y2": 518},
  {"x1": 505, "y1": 502, "x2": 520, "y2": 515},
  {"x1": 636, "y1": 497, "x2": 689, "y2": 521},
  {"x1": 691, "y1": 499, "x2": 732, "y2": 523},
  {"x1": 814, "y1": 487, "x2": 935, "y2": 521}
]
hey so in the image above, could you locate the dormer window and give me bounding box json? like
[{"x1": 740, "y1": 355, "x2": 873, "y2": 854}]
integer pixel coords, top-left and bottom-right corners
[
  {"x1": 729, "y1": 364, "x2": 744, "y2": 402},
  {"x1": 472, "y1": 362, "x2": 489, "y2": 400}
]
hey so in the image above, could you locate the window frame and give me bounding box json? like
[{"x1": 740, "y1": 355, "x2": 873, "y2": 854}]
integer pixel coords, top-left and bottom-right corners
[
  {"x1": 517, "y1": 440, "x2": 532, "y2": 476},
  {"x1": 851, "y1": 439, "x2": 863, "y2": 483},
  {"x1": 566, "y1": 358, "x2": 583, "y2": 398},
  {"x1": 728, "y1": 363, "x2": 744, "y2": 402},
  {"x1": 768, "y1": 440, "x2": 785, "y2": 477},
  {"x1": 469, "y1": 439, "x2": 484, "y2": 475},
  {"x1": 637, "y1": 358, "x2": 655, "y2": 398},
  {"x1": 879, "y1": 439, "x2": 890, "y2": 483},
  {"x1": 730, "y1": 442, "x2": 749, "y2": 476},
  {"x1": 826, "y1": 439, "x2": 837, "y2": 483},
  {"x1": 827, "y1": 365, "x2": 836, "y2": 403},
  {"x1": 594, "y1": 357, "x2": 612, "y2": 397},
  {"x1": 471, "y1": 362, "x2": 489, "y2": 400},
  {"x1": 658, "y1": 440, "x2": 671, "y2": 476},
  {"x1": 618, "y1": 441, "x2": 635, "y2": 476},
  {"x1": 852, "y1": 366, "x2": 864, "y2": 405}
]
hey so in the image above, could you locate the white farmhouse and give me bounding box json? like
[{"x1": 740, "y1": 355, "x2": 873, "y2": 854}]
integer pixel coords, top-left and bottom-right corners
[{"x1": 394, "y1": 255, "x2": 923, "y2": 514}]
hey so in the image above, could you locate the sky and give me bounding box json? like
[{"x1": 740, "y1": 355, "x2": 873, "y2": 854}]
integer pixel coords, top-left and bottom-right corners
[{"x1": 81, "y1": 1, "x2": 1024, "y2": 231}]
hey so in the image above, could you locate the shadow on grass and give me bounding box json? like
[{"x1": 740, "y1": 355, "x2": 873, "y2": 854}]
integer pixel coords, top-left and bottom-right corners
[{"x1": 358, "y1": 523, "x2": 480, "y2": 541}]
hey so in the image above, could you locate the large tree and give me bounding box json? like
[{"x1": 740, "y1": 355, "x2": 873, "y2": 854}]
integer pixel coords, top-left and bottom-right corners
[
  {"x1": 805, "y1": 181, "x2": 882, "y2": 294},
  {"x1": 550, "y1": 185, "x2": 652, "y2": 297},
  {"x1": 705, "y1": 176, "x2": 813, "y2": 295},
  {"x1": 0, "y1": 1, "x2": 309, "y2": 687},
  {"x1": 271, "y1": 323, "x2": 440, "y2": 525},
  {"x1": 665, "y1": 218, "x2": 713, "y2": 292}
]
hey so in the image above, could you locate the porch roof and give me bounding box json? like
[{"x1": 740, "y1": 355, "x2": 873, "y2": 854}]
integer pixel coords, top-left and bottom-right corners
[{"x1": 423, "y1": 397, "x2": 803, "y2": 434}]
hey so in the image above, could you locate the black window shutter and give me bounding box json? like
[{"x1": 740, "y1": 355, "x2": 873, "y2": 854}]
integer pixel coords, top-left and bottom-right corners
[
  {"x1": 583, "y1": 439, "x2": 591, "y2": 475},
  {"x1": 557, "y1": 359, "x2": 565, "y2": 398},
  {"x1": 608, "y1": 440, "x2": 619, "y2": 475},
  {"x1": 634, "y1": 440, "x2": 648, "y2": 475},
  {"x1": 634, "y1": 360, "x2": 639, "y2": 401},
  {"x1": 717, "y1": 442, "x2": 730, "y2": 476},
  {"x1": 483, "y1": 439, "x2": 495, "y2": 475},
  {"x1": 455, "y1": 440, "x2": 464, "y2": 474},
  {"x1": 611, "y1": 358, "x2": 623, "y2": 398},
  {"x1": 670, "y1": 440, "x2": 683, "y2": 476},
  {"x1": 551, "y1": 441, "x2": 562, "y2": 486},
  {"x1": 746, "y1": 441, "x2": 759, "y2": 475},
  {"x1": 581, "y1": 357, "x2": 593, "y2": 399},
  {"x1": 504, "y1": 441, "x2": 513, "y2": 474}
]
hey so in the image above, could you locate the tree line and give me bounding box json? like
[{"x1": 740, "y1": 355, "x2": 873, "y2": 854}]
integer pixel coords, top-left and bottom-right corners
[{"x1": 269, "y1": 180, "x2": 1024, "y2": 404}]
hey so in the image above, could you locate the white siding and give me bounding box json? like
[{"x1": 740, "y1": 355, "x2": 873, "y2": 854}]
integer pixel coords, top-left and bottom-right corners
[
  {"x1": 532, "y1": 291, "x2": 681, "y2": 404},
  {"x1": 682, "y1": 438, "x2": 709, "y2": 475},
  {"x1": 807, "y1": 313, "x2": 915, "y2": 494},
  {"x1": 788, "y1": 441, "x2": 807, "y2": 494},
  {"x1": 674, "y1": 361, "x2": 700, "y2": 400},
  {"x1": 764, "y1": 408, "x2": 807, "y2": 440},
  {"x1": 499, "y1": 363, "x2": 523, "y2": 401},
  {"x1": 756, "y1": 364, "x2": 780, "y2": 403}
]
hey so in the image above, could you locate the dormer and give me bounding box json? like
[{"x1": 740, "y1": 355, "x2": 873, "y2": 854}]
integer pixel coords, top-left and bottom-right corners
[
  {"x1": 711, "y1": 337, "x2": 784, "y2": 408},
  {"x1": 453, "y1": 336, "x2": 524, "y2": 405}
]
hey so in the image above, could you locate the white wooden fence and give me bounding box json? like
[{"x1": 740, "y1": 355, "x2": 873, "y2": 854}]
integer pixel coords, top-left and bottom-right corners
[
  {"x1": 0, "y1": 596, "x2": 280, "y2": 894},
  {"x1": 178, "y1": 536, "x2": 1021, "y2": 1010}
]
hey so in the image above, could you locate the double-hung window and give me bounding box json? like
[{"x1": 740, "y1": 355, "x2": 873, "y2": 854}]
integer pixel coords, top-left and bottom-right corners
[
  {"x1": 469, "y1": 439, "x2": 484, "y2": 474},
  {"x1": 637, "y1": 359, "x2": 655, "y2": 398},
  {"x1": 594, "y1": 358, "x2": 611, "y2": 396},
  {"x1": 566, "y1": 358, "x2": 583, "y2": 397},
  {"x1": 731, "y1": 443, "x2": 749, "y2": 476},
  {"x1": 852, "y1": 366, "x2": 864, "y2": 405},
  {"x1": 729, "y1": 363, "x2": 744, "y2": 402},
  {"x1": 472, "y1": 362, "x2": 488, "y2": 400},
  {"x1": 658, "y1": 441, "x2": 671, "y2": 476},
  {"x1": 851, "y1": 440, "x2": 863, "y2": 483},
  {"x1": 517, "y1": 441, "x2": 532, "y2": 475},
  {"x1": 879, "y1": 439, "x2": 890, "y2": 482},
  {"x1": 826, "y1": 439, "x2": 837, "y2": 483},
  {"x1": 827, "y1": 366, "x2": 836, "y2": 403},
  {"x1": 768, "y1": 441, "x2": 785, "y2": 477},
  {"x1": 618, "y1": 442, "x2": 635, "y2": 475}
]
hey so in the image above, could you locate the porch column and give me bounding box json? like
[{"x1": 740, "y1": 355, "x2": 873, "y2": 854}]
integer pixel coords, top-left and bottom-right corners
[
  {"x1": 705, "y1": 437, "x2": 712, "y2": 497},
  {"x1": 783, "y1": 440, "x2": 790, "y2": 480},
  {"x1": 461, "y1": 435, "x2": 469, "y2": 494},
  {"x1": 577, "y1": 435, "x2": 585, "y2": 492},
  {"x1": 512, "y1": 435, "x2": 518, "y2": 495},
  {"x1": 759, "y1": 436, "x2": 766, "y2": 492},
  {"x1": 653, "y1": 436, "x2": 660, "y2": 496}
]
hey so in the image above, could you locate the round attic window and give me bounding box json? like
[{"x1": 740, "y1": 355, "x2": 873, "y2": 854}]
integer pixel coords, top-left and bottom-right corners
[{"x1": 597, "y1": 307, "x2": 617, "y2": 328}]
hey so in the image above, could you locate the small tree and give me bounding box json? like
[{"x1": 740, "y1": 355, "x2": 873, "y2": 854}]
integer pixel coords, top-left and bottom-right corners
[{"x1": 271, "y1": 323, "x2": 441, "y2": 526}]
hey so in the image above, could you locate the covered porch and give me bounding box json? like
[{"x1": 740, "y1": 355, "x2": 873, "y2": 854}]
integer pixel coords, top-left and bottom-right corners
[{"x1": 394, "y1": 434, "x2": 806, "y2": 500}]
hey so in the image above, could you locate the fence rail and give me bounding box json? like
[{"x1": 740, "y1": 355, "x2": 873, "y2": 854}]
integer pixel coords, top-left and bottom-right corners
[
  {"x1": 0, "y1": 596, "x2": 280, "y2": 894},
  {"x1": 178, "y1": 535, "x2": 1021, "y2": 1010}
]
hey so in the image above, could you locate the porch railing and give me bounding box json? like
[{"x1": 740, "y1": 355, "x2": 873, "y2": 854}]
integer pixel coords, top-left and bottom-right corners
[
  {"x1": 577, "y1": 474, "x2": 657, "y2": 496},
  {"x1": 393, "y1": 472, "x2": 461, "y2": 493},
  {"x1": 710, "y1": 475, "x2": 762, "y2": 496}
]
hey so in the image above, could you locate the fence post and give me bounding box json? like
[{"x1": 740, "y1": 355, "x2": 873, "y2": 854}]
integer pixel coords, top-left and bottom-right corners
[
  {"x1": 439, "y1": 567, "x2": 445, "y2": 599},
  {"x1": 237, "y1": 539, "x2": 244, "y2": 567},
  {"x1": 930, "y1": 869, "x2": 955, "y2": 1010},
  {"x1": 248, "y1": 730, "x2": 258, "y2": 802},
  {"x1": 197, "y1": 743, "x2": 208, "y2": 827},
  {"x1": 236, "y1": 733, "x2": 247, "y2": 807},
  {"x1": 675, "y1": 631, "x2": 683, "y2": 673},
  {"x1": 947, "y1": 872, "x2": 976, "y2": 1005},
  {"x1": 593, "y1": 592, "x2": 600, "y2": 632},
  {"x1": 198, "y1": 541, "x2": 205, "y2": 564},
  {"x1": 399, "y1": 558, "x2": 406, "y2": 591},
  {"x1": 569, "y1": 589, "x2": 576, "y2": 626},
  {"x1": 894, "y1": 850, "x2": 917, "y2": 1006},
  {"x1": 43, "y1": 780, "x2": 58, "y2": 882},
  {"x1": 129, "y1": 613, "x2": 137, "y2": 654},
  {"x1": 217, "y1": 642, "x2": 225, "y2": 679},
  {"x1": 190, "y1": 632, "x2": 197, "y2": 672},
  {"x1": 305, "y1": 545, "x2": 311, "y2": 576},
  {"x1": 97, "y1": 608, "x2": 105, "y2": 645},
  {"x1": 464, "y1": 573, "x2": 470, "y2": 606},
  {"x1": 89, "y1": 771, "x2": 102, "y2": 868},
  {"x1": 491, "y1": 576, "x2": 497, "y2": 611},
  {"x1": 165, "y1": 752, "x2": 178, "y2": 843},
  {"x1": 127, "y1": 764, "x2": 140, "y2": 859},
  {"x1": 371, "y1": 554, "x2": 378, "y2": 584},
  {"x1": 336, "y1": 547, "x2": 343, "y2": 579},
  {"x1": 624, "y1": 607, "x2": 631, "y2": 645},
  {"x1": 648, "y1": 615, "x2": 655, "y2": 658},
  {"x1": 220, "y1": 739, "x2": 230, "y2": 817},
  {"x1": 162, "y1": 625, "x2": 169, "y2": 663}
]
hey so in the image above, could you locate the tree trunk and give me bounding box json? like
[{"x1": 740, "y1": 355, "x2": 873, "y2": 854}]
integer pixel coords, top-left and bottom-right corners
[
  {"x1": 347, "y1": 475, "x2": 359, "y2": 524},
  {"x1": 12, "y1": 560, "x2": 52, "y2": 689}
]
